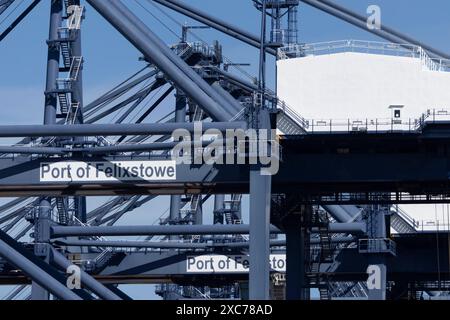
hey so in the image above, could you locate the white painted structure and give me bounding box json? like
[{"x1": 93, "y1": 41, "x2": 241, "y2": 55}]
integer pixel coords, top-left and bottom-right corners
[
  {"x1": 277, "y1": 40, "x2": 450, "y2": 123},
  {"x1": 276, "y1": 40, "x2": 450, "y2": 227}
]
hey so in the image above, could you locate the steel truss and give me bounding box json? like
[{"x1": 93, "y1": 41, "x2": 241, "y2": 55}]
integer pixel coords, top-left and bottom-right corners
[{"x1": 0, "y1": 0, "x2": 449, "y2": 301}]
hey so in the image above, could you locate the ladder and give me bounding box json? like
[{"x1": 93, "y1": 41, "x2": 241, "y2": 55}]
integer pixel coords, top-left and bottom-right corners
[
  {"x1": 57, "y1": 28, "x2": 72, "y2": 69},
  {"x1": 180, "y1": 194, "x2": 201, "y2": 223},
  {"x1": 56, "y1": 197, "x2": 69, "y2": 225},
  {"x1": 65, "y1": 102, "x2": 80, "y2": 124},
  {"x1": 69, "y1": 56, "x2": 82, "y2": 81},
  {"x1": 58, "y1": 91, "x2": 70, "y2": 115},
  {"x1": 223, "y1": 194, "x2": 242, "y2": 224},
  {"x1": 193, "y1": 104, "x2": 204, "y2": 121}
]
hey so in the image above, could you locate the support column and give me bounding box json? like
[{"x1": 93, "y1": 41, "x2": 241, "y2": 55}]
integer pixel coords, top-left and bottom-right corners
[
  {"x1": 195, "y1": 199, "x2": 203, "y2": 225},
  {"x1": 70, "y1": 0, "x2": 87, "y2": 223},
  {"x1": 71, "y1": 0, "x2": 84, "y2": 125},
  {"x1": 44, "y1": 0, "x2": 63, "y2": 125},
  {"x1": 213, "y1": 195, "x2": 225, "y2": 224},
  {"x1": 249, "y1": 106, "x2": 273, "y2": 299},
  {"x1": 366, "y1": 205, "x2": 388, "y2": 300},
  {"x1": 367, "y1": 258, "x2": 387, "y2": 300},
  {"x1": 249, "y1": 169, "x2": 271, "y2": 300},
  {"x1": 284, "y1": 215, "x2": 308, "y2": 300},
  {"x1": 34, "y1": 0, "x2": 63, "y2": 299},
  {"x1": 169, "y1": 91, "x2": 186, "y2": 239},
  {"x1": 32, "y1": 198, "x2": 52, "y2": 300}
]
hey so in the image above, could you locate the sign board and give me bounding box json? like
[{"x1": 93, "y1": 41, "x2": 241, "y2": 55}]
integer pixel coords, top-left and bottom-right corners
[
  {"x1": 40, "y1": 160, "x2": 177, "y2": 182},
  {"x1": 186, "y1": 254, "x2": 286, "y2": 273}
]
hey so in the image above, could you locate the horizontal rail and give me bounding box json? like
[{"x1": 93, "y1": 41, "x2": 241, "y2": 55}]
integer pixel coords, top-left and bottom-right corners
[{"x1": 0, "y1": 122, "x2": 247, "y2": 138}]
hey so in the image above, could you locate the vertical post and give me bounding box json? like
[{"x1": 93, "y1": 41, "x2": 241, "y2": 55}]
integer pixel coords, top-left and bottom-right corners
[
  {"x1": 195, "y1": 200, "x2": 203, "y2": 225},
  {"x1": 44, "y1": 0, "x2": 63, "y2": 125},
  {"x1": 367, "y1": 258, "x2": 387, "y2": 300},
  {"x1": 367, "y1": 205, "x2": 387, "y2": 300},
  {"x1": 287, "y1": 5, "x2": 299, "y2": 45},
  {"x1": 249, "y1": 106, "x2": 272, "y2": 300},
  {"x1": 32, "y1": 198, "x2": 52, "y2": 300},
  {"x1": 249, "y1": 169, "x2": 271, "y2": 300},
  {"x1": 249, "y1": 1, "x2": 271, "y2": 299},
  {"x1": 34, "y1": 0, "x2": 63, "y2": 300},
  {"x1": 169, "y1": 91, "x2": 186, "y2": 239},
  {"x1": 69, "y1": 1, "x2": 87, "y2": 222},
  {"x1": 214, "y1": 195, "x2": 225, "y2": 224},
  {"x1": 285, "y1": 215, "x2": 307, "y2": 300},
  {"x1": 71, "y1": 0, "x2": 84, "y2": 125},
  {"x1": 169, "y1": 196, "x2": 181, "y2": 227},
  {"x1": 258, "y1": 0, "x2": 267, "y2": 97}
]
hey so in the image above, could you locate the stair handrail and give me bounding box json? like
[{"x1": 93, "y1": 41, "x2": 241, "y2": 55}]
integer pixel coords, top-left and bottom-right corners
[
  {"x1": 394, "y1": 206, "x2": 419, "y2": 229},
  {"x1": 276, "y1": 99, "x2": 309, "y2": 131}
]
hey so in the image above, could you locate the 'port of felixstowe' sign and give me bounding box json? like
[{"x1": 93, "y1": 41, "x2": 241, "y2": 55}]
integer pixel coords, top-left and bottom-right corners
[
  {"x1": 186, "y1": 254, "x2": 286, "y2": 273},
  {"x1": 40, "y1": 160, "x2": 177, "y2": 182}
]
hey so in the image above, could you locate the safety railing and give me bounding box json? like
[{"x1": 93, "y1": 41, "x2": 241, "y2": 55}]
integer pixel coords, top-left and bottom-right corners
[
  {"x1": 416, "y1": 109, "x2": 450, "y2": 128},
  {"x1": 278, "y1": 40, "x2": 450, "y2": 72},
  {"x1": 414, "y1": 220, "x2": 450, "y2": 232},
  {"x1": 171, "y1": 41, "x2": 216, "y2": 59},
  {"x1": 358, "y1": 238, "x2": 396, "y2": 255},
  {"x1": 304, "y1": 109, "x2": 450, "y2": 134},
  {"x1": 393, "y1": 206, "x2": 420, "y2": 229},
  {"x1": 307, "y1": 118, "x2": 421, "y2": 133},
  {"x1": 276, "y1": 99, "x2": 309, "y2": 130}
]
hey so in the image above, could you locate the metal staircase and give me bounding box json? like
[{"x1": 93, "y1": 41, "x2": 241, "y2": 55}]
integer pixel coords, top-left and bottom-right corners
[
  {"x1": 64, "y1": 102, "x2": 80, "y2": 124},
  {"x1": 329, "y1": 281, "x2": 368, "y2": 299},
  {"x1": 275, "y1": 99, "x2": 308, "y2": 135},
  {"x1": 52, "y1": 3, "x2": 84, "y2": 120},
  {"x1": 306, "y1": 209, "x2": 334, "y2": 300},
  {"x1": 192, "y1": 104, "x2": 205, "y2": 121},
  {"x1": 179, "y1": 194, "x2": 202, "y2": 224},
  {"x1": 223, "y1": 194, "x2": 242, "y2": 224},
  {"x1": 69, "y1": 56, "x2": 82, "y2": 81},
  {"x1": 391, "y1": 207, "x2": 418, "y2": 234},
  {"x1": 56, "y1": 197, "x2": 69, "y2": 225},
  {"x1": 57, "y1": 28, "x2": 72, "y2": 70}
]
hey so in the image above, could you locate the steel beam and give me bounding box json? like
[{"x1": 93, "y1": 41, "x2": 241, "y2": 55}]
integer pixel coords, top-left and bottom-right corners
[
  {"x1": 134, "y1": 87, "x2": 174, "y2": 124},
  {"x1": 86, "y1": 81, "x2": 162, "y2": 124},
  {"x1": 212, "y1": 82, "x2": 243, "y2": 114},
  {"x1": 54, "y1": 236, "x2": 354, "y2": 248},
  {"x1": 0, "y1": 238, "x2": 81, "y2": 300},
  {"x1": 301, "y1": 0, "x2": 450, "y2": 60},
  {"x1": 0, "y1": 122, "x2": 246, "y2": 137},
  {"x1": 285, "y1": 216, "x2": 307, "y2": 300},
  {"x1": 153, "y1": 0, "x2": 277, "y2": 56},
  {"x1": 249, "y1": 168, "x2": 272, "y2": 300},
  {"x1": 84, "y1": 69, "x2": 158, "y2": 114},
  {"x1": 213, "y1": 194, "x2": 225, "y2": 224},
  {"x1": 169, "y1": 90, "x2": 187, "y2": 239},
  {"x1": 50, "y1": 248, "x2": 121, "y2": 300},
  {"x1": 43, "y1": 0, "x2": 62, "y2": 125},
  {"x1": 51, "y1": 224, "x2": 283, "y2": 237},
  {"x1": 87, "y1": 0, "x2": 234, "y2": 121},
  {"x1": 322, "y1": 205, "x2": 353, "y2": 223},
  {"x1": 0, "y1": 0, "x2": 41, "y2": 42},
  {"x1": 54, "y1": 239, "x2": 288, "y2": 248}
]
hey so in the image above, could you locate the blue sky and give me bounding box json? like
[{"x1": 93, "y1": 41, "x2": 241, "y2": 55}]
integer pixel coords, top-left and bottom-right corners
[
  {"x1": 1, "y1": 0, "x2": 450, "y2": 125},
  {"x1": 0, "y1": 0, "x2": 449, "y2": 300}
]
